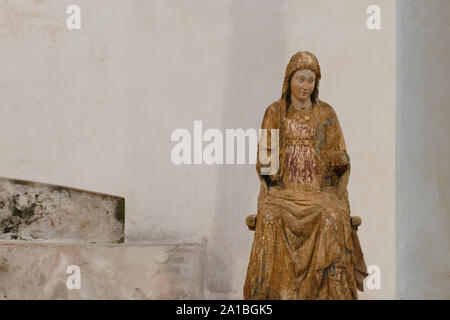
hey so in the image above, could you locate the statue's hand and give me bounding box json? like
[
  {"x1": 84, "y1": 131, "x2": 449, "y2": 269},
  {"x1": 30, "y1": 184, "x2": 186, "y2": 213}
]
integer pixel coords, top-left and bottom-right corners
[
  {"x1": 330, "y1": 151, "x2": 349, "y2": 167},
  {"x1": 329, "y1": 151, "x2": 350, "y2": 176}
]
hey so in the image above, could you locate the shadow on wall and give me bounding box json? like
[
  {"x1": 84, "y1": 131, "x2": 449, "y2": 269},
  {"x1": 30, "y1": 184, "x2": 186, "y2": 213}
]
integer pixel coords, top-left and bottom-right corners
[
  {"x1": 396, "y1": 0, "x2": 450, "y2": 299},
  {"x1": 207, "y1": 0, "x2": 287, "y2": 298}
]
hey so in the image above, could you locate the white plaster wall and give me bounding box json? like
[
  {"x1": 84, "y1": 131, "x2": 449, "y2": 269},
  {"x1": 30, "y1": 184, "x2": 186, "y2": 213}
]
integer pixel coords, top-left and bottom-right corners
[
  {"x1": 396, "y1": 0, "x2": 450, "y2": 299},
  {"x1": 0, "y1": 0, "x2": 396, "y2": 299}
]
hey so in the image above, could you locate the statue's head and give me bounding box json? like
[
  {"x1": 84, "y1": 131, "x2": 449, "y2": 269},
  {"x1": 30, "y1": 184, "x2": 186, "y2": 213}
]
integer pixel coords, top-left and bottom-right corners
[{"x1": 282, "y1": 51, "x2": 321, "y2": 105}]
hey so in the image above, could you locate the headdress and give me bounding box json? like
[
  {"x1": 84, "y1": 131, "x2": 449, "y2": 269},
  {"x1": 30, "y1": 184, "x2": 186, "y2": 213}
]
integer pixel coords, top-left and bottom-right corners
[{"x1": 281, "y1": 51, "x2": 321, "y2": 100}]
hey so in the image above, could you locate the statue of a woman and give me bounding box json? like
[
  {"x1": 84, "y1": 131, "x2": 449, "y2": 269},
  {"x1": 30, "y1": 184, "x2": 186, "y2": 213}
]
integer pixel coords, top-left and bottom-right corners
[{"x1": 244, "y1": 51, "x2": 367, "y2": 300}]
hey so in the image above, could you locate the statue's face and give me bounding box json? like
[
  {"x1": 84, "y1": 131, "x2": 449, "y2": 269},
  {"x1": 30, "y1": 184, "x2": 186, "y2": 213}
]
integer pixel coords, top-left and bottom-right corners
[{"x1": 290, "y1": 69, "x2": 316, "y2": 102}]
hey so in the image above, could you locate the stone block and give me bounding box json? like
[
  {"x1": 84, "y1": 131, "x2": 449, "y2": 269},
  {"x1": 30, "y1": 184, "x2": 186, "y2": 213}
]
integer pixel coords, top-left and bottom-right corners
[
  {"x1": 0, "y1": 241, "x2": 205, "y2": 299},
  {"x1": 0, "y1": 177, "x2": 124, "y2": 243}
]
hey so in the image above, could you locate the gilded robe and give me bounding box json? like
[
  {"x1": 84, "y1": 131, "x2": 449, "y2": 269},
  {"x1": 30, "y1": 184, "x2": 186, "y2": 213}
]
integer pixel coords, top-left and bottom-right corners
[{"x1": 244, "y1": 98, "x2": 367, "y2": 300}]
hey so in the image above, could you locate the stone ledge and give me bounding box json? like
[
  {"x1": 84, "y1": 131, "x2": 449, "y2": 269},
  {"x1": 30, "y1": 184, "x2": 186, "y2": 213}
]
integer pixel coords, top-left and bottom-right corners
[
  {"x1": 0, "y1": 177, "x2": 124, "y2": 243},
  {"x1": 0, "y1": 240, "x2": 204, "y2": 299}
]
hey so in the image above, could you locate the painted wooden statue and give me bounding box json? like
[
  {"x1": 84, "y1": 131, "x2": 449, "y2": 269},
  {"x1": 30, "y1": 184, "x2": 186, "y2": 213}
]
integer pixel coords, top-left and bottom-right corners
[{"x1": 244, "y1": 51, "x2": 368, "y2": 300}]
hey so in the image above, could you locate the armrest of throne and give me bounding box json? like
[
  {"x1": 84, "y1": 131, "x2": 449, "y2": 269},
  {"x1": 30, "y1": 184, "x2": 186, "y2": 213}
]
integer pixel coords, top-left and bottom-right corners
[
  {"x1": 245, "y1": 214, "x2": 362, "y2": 231},
  {"x1": 245, "y1": 215, "x2": 257, "y2": 231}
]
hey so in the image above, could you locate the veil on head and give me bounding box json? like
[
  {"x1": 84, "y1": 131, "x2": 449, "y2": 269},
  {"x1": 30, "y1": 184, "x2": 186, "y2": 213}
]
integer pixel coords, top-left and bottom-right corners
[{"x1": 281, "y1": 51, "x2": 321, "y2": 105}]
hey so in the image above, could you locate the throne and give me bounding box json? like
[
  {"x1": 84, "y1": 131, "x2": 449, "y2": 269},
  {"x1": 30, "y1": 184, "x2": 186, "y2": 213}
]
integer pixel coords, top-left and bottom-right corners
[
  {"x1": 245, "y1": 214, "x2": 362, "y2": 231},
  {"x1": 245, "y1": 213, "x2": 367, "y2": 291}
]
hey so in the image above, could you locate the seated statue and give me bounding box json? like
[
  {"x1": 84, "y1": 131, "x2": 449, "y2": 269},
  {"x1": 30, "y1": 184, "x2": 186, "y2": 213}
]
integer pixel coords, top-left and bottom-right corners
[{"x1": 244, "y1": 51, "x2": 368, "y2": 300}]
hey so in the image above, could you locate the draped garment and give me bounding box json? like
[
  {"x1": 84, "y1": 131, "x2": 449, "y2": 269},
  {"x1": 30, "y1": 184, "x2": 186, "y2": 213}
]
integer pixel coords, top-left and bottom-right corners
[{"x1": 244, "y1": 99, "x2": 366, "y2": 300}]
